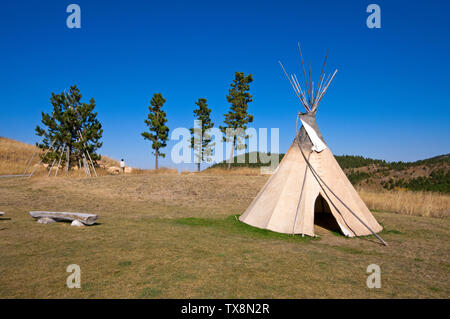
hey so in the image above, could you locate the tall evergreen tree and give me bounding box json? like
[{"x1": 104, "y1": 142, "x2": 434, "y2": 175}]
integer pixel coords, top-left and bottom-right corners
[
  {"x1": 189, "y1": 98, "x2": 214, "y2": 172},
  {"x1": 35, "y1": 85, "x2": 103, "y2": 172},
  {"x1": 142, "y1": 93, "x2": 169, "y2": 169},
  {"x1": 219, "y1": 72, "x2": 254, "y2": 169}
]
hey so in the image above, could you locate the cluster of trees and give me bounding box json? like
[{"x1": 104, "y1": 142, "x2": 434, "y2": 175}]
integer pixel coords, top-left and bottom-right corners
[
  {"x1": 383, "y1": 170, "x2": 450, "y2": 193},
  {"x1": 141, "y1": 72, "x2": 254, "y2": 171},
  {"x1": 334, "y1": 155, "x2": 386, "y2": 169},
  {"x1": 334, "y1": 154, "x2": 450, "y2": 171},
  {"x1": 35, "y1": 85, "x2": 103, "y2": 172},
  {"x1": 36, "y1": 72, "x2": 254, "y2": 172},
  {"x1": 35, "y1": 83, "x2": 449, "y2": 184},
  {"x1": 345, "y1": 170, "x2": 372, "y2": 185}
]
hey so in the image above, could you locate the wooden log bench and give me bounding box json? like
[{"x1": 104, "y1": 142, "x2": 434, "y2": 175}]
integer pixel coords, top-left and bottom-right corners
[{"x1": 29, "y1": 211, "x2": 98, "y2": 225}]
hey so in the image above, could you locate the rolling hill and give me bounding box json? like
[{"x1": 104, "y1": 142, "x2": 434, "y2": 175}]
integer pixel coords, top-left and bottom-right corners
[
  {"x1": 0, "y1": 136, "x2": 120, "y2": 175},
  {"x1": 209, "y1": 152, "x2": 450, "y2": 193}
]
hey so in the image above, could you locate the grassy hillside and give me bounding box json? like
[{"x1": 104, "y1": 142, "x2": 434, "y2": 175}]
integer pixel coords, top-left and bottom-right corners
[
  {"x1": 0, "y1": 136, "x2": 180, "y2": 177},
  {"x1": 0, "y1": 136, "x2": 44, "y2": 175},
  {"x1": 343, "y1": 154, "x2": 449, "y2": 193},
  {"x1": 0, "y1": 136, "x2": 121, "y2": 176},
  {"x1": 2, "y1": 137, "x2": 448, "y2": 192},
  {"x1": 209, "y1": 152, "x2": 450, "y2": 193}
]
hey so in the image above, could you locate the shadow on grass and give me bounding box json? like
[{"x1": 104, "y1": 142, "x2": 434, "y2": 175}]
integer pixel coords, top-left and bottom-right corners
[
  {"x1": 47, "y1": 220, "x2": 103, "y2": 227},
  {"x1": 333, "y1": 246, "x2": 365, "y2": 255},
  {"x1": 118, "y1": 260, "x2": 132, "y2": 267},
  {"x1": 139, "y1": 287, "x2": 162, "y2": 298},
  {"x1": 323, "y1": 221, "x2": 403, "y2": 247},
  {"x1": 378, "y1": 221, "x2": 404, "y2": 235},
  {"x1": 327, "y1": 229, "x2": 383, "y2": 246},
  {"x1": 170, "y1": 215, "x2": 317, "y2": 243}
]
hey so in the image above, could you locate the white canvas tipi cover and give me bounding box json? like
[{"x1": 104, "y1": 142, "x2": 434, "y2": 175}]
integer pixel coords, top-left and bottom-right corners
[
  {"x1": 239, "y1": 134, "x2": 383, "y2": 237},
  {"x1": 240, "y1": 45, "x2": 384, "y2": 241}
]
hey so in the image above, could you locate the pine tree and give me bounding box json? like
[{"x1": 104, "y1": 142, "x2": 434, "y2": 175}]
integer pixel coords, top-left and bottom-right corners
[
  {"x1": 35, "y1": 85, "x2": 103, "y2": 172},
  {"x1": 189, "y1": 98, "x2": 214, "y2": 172},
  {"x1": 142, "y1": 93, "x2": 169, "y2": 169},
  {"x1": 219, "y1": 72, "x2": 254, "y2": 169}
]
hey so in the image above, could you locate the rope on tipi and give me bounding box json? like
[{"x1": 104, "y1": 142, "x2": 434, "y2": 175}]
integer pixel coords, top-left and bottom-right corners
[
  {"x1": 281, "y1": 44, "x2": 387, "y2": 246},
  {"x1": 296, "y1": 128, "x2": 388, "y2": 246}
]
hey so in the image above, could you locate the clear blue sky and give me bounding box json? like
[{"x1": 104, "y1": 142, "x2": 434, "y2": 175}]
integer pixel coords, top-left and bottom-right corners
[{"x1": 1, "y1": 0, "x2": 449, "y2": 170}]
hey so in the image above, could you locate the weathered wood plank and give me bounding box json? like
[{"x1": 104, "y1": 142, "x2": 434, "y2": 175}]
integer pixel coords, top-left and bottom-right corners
[
  {"x1": 29, "y1": 211, "x2": 98, "y2": 225},
  {"x1": 0, "y1": 174, "x2": 31, "y2": 178}
]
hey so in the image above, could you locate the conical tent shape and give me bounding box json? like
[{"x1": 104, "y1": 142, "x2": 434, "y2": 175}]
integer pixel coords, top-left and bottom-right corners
[
  {"x1": 240, "y1": 45, "x2": 383, "y2": 240},
  {"x1": 240, "y1": 114, "x2": 383, "y2": 237}
]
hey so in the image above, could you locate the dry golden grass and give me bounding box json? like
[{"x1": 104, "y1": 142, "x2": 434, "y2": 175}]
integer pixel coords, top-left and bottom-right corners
[
  {"x1": 0, "y1": 136, "x2": 139, "y2": 177},
  {"x1": 132, "y1": 167, "x2": 178, "y2": 175},
  {"x1": 98, "y1": 155, "x2": 120, "y2": 167},
  {"x1": 203, "y1": 168, "x2": 450, "y2": 219},
  {"x1": 202, "y1": 167, "x2": 261, "y2": 176},
  {"x1": 0, "y1": 136, "x2": 43, "y2": 175},
  {"x1": 0, "y1": 137, "x2": 449, "y2": 298},
  {"x1": 0, "y1": 174, "x2": 449, "y2": 298},
  {"x1": 1, "y1": 135, "x2": 447, "y2": 219},
  {"x1": 204, "y1": 167, "x2": 450, "y2": 220},
  {"x1": 358, "y1": 188, "x2": 450, "y2": 218}
]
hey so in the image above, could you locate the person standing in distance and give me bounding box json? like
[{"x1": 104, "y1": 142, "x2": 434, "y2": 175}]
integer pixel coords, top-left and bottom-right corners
[{"x1": 120, "y1": 159, "x2": 125, "y2": 173}]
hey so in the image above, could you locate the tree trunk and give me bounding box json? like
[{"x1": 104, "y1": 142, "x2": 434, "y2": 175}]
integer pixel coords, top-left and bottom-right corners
[
  {"x1": 155, "y1": 152, "x2": 159, "y2": 170},
  {"x1": 65, "y1": 146, "x2": 70, "y2": 173},
  {"x1": 197, "y1": 162, "x2": 201, "y2": 172},
  {"x1": 227, "y1": 140, "x2": 235, "y2": 170}
]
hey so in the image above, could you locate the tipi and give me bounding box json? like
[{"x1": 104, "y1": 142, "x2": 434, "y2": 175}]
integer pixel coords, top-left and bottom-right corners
[{"x1": 240, "y1": 44, "x2": 386, "y2": 245}]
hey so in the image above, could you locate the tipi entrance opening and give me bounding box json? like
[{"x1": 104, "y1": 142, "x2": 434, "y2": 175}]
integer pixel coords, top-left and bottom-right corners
[{"x1": 313, "y1": 194, "x2": 342, "y2": 234}]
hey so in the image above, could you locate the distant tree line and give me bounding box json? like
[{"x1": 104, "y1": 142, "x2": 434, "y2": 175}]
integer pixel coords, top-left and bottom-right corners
[
  {"x1": 35, "y1": 80, "x2": 448, "y2": 184},
  {"x1": 142, "y1": 71, "x2": 254, "y2": 171},
  {"x1": 335, "y1": 154, "x2": 450, "y2": 171},
  {"x1": 346, "y1": 170, "x2": 372, "y2": 185},
  {"x1": 333, "y1": 155, "x2": 386, "y2": 169},
  {"x1": 36, "y1": 71, "x2": 254, "y2": 173},
  {"x1": 383, "y1": 170, "x2": 450, "y2": 193},
  {"x1": 210, "y1": 152, "x2": 449, "y2": 194}
]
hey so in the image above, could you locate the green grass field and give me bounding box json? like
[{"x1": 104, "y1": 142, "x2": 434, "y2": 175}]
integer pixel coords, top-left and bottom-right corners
[{"x1": 0, "y1": 174, "x2": 449, "y2": 298}]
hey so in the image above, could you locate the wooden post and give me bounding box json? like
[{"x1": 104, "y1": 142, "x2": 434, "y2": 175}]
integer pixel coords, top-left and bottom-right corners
[
  {"x1": 55, "y1": 145, "x2": 65, "y2": 177},
  {"x1": 47, "y1": 149, "x2": 58, "y2": 177},
  {"x1": 29, "y1": 139, "x2": 56, "y2": 178},
  {"x1": 65, "y1": 146, "x2": 70, "y2": 173},
  {"x1": 78, "y1": 130, "x2": 97, "y2": 177},
  {"x1": 227, "y1": 138, "x2": 235, "y2": 170}
]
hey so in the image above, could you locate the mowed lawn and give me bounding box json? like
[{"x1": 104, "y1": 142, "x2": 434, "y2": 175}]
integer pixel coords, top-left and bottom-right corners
[{"x1": 0, "y1": 174, "x2": 449, "y2": 298}]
